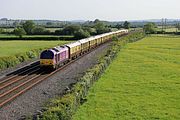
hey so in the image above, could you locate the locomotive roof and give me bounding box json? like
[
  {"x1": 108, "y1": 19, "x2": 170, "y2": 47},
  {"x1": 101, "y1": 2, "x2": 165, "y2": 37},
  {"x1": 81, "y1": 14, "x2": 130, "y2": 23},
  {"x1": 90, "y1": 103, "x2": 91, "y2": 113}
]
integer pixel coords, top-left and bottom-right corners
[
  {"x1": 50, "y1": 46, "x2": 68, "y2": 54},
  {"x1": 41, "y1": 49, "x2": 56, "y2": 55}
]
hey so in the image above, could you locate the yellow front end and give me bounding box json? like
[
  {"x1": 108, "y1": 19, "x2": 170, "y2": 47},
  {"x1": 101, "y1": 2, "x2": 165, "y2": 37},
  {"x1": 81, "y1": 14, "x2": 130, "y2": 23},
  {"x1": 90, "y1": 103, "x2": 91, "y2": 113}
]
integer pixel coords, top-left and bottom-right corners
[{"x1": 40, "y1": 59, "x2": 54, "y2": 67}]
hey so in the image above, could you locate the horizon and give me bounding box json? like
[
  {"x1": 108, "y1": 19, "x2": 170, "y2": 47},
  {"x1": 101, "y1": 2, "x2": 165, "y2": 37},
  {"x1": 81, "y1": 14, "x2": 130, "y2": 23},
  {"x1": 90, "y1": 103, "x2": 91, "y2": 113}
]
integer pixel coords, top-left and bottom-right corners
[{"x1": 1, "y1": 18, "x2": 180, "y2": 22}]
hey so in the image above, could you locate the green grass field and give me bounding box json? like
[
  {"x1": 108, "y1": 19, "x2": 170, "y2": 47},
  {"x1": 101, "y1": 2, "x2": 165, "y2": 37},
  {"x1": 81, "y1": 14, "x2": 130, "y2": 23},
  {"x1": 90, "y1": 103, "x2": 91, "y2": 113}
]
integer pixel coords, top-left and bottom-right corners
[
  {"x1": 0, "y1": 40, "x2": 71, "y2": 57},
  {"x1": 0, "y1": 27, "x2": 61, "y2": 33},
  {"x1": 73, "y1": 36, "x2": 180, "y2": 120},
  {"x1": 0, "y1": 34, "x2": 72, "y2": 38},
  {"x1": 45, "y1": 27, "x2": 62, "y2": 32}
]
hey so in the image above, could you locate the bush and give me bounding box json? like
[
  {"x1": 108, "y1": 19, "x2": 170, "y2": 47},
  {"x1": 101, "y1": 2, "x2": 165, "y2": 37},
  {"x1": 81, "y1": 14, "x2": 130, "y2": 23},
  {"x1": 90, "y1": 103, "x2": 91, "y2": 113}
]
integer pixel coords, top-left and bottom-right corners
[
  {"x1": 94, "y1": 22, "x2": 111, "y2": 34},
  {"x1": 22, "y1": 20, "x2": 35, "y2": 35},
  {"x1": 82, "y1": 27, "x2": 97, "y2": 35},
  {"x1": 14, "y1": 27, "x2": 26, "y2": 38},
  {"x1": 54, "y1": 29, "x2": 63, "y2": 35},
  {"x1": 74, "y1": 29, "x2": 90, "y2": 39},
  {"x1": 62, "y1": 25, "x2": 81, "y2": 35},
  {"x1": 32, "y1": 26, "x2": 51, "y2": 35},
  {"x1": 0, "y1": 28, "x2": 5, "y2": 34},
  {"x1": 143, "y1": 22, "x2": 157, "y2": 34},
  {"x1": 0, "y1": 49, "x2": 42, "y2": 70}
]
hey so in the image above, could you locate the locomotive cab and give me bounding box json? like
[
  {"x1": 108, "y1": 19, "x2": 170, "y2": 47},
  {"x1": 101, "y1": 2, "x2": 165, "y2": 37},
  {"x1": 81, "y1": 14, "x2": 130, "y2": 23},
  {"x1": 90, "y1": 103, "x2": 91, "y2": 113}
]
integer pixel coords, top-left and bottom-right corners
[{"x1": 40, "y1": 50, "x2": 55, "y2": 69}]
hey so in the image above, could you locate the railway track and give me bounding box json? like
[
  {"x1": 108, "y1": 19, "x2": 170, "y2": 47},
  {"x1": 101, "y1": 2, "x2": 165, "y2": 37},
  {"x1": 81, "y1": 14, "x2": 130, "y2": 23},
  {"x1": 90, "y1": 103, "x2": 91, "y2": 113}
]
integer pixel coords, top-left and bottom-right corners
[{"x1": 0, "y1": 43, "x2": 110, "y2": 108}]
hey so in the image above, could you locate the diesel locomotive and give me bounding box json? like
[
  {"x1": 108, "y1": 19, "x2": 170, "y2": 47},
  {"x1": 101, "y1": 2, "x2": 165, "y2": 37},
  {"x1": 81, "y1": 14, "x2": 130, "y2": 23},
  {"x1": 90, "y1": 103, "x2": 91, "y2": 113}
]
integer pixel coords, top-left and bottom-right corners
[{"x1": 40, "y1": 30, "x2": 128, "y2": 69}]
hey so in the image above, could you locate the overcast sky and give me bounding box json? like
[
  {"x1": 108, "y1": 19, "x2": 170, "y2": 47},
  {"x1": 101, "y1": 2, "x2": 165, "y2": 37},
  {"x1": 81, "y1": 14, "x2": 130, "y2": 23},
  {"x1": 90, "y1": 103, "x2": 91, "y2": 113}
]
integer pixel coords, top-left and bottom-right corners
[{"x1": 0, "y1": 0, "x2": 180, "y2": 21}]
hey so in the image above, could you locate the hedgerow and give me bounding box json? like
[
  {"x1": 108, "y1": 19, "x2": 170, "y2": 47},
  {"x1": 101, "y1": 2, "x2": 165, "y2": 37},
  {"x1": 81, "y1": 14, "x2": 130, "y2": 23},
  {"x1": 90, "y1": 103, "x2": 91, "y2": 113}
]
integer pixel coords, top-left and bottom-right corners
[
  {"x1": 37, "y1": 31, "x2": 145, "y2": 120},
  {"x1": 0, "y1": 48, "x2": 42, "y2": 70}
]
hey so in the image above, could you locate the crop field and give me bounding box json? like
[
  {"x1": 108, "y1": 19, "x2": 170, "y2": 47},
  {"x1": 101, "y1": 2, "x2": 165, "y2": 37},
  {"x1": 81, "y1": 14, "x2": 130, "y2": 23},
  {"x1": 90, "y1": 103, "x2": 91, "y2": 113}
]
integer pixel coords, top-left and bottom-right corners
[
  {"x1": 73, "y1": 36, "x2": 180, "y2": 120},
  {"x1": 156, "y1": 27, "x2": 180, "y2": 32},
  {"x1": 165, "y1": 28, "x2": 179, "y2": 32},
  {"x1": 0, "y1": 40, "x2": 71, "y2": 57}
]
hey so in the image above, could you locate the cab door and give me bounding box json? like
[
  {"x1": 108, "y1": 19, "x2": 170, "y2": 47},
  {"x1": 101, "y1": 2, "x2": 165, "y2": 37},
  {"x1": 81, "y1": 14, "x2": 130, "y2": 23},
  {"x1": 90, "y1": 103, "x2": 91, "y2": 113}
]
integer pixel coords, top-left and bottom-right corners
[{"x1": 55, "y1": 54, "x2": 58, "y2": 63}]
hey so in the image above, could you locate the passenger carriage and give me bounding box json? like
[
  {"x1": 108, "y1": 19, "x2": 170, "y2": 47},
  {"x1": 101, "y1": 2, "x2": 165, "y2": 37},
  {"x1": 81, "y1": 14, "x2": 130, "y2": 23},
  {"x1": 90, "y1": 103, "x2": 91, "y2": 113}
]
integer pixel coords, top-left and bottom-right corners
[
  {"x1": 65, "y1": 41, "x2": 81, "y2": 60},
  {"x1": 79, "y1": 38, "x2": 90, "y2": 53}
]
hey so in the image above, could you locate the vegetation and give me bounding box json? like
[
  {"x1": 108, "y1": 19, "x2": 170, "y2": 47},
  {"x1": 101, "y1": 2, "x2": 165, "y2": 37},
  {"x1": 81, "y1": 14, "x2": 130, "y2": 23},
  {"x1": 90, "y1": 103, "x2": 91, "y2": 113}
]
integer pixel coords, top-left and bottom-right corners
[
  {"x1": 93, "y1": 19, "x2": 111, "y2": 34},
  {"x1": 1, "y1": 19, "x2": 180, "y2": 37},
  {"x1": 83, "y1": 27, "x2": 97, "y2": 35},
  {"x1": 54, "y1": 25, "x2": 82, "y2": 37},
  {"x1": 14, "y1": 27, "x2": 26, "y2": 38},
  {"x1": 74, "y1": 29, "x2": 90, "y2": 39},
  {"x1": 144, "y1": 22, "x2": 157, "y2": 34},
  {"x1": 123, "y1": 21, "x2": 131, "y2": 29},
  {"x1": 37, "y1": 31, "x2": 145, "y2": 120},
  {"x1": 73, "y1": 35, "x2": 180, "y2": 120},
  {"x1": 54, "y1": 19, "x2": 111, "y2": 39},
  {"x1": 0, "y1": 19, "x2": 133, "y2": 40},
  {"x1": 22, "y1": 20, "x2": 35, "y2": 34},
  {"x1": 32, "y1": 26, "x2": 51, "y2": 35},
  {"x1": 176, "y1": 23, "x2": 180, "y2": 30},
  {"x1": 0, "y1": 28, "x2": 5, "y2": 33}
]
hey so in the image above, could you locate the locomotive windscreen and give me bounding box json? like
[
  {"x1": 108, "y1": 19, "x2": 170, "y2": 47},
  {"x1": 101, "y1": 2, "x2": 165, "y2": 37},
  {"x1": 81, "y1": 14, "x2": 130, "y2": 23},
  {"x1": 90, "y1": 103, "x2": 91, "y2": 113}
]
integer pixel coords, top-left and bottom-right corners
[{"x1": 40, "y1": 50, "x2": 54, "y2": 59}]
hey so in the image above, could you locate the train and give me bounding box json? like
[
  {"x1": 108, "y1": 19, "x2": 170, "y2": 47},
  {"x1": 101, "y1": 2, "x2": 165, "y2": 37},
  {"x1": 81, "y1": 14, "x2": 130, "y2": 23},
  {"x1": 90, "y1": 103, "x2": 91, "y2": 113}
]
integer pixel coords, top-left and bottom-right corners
[{"x1": 40, "y1": 29, "x2": 128, "y2": 69}]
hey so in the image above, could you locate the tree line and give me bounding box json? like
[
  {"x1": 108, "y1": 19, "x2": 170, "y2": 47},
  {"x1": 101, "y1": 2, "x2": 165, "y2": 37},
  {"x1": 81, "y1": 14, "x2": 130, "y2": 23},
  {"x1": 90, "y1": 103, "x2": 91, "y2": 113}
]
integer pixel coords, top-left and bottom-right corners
[{"x1": 2, "y1": 19, "x2": 131, "y2": 39}]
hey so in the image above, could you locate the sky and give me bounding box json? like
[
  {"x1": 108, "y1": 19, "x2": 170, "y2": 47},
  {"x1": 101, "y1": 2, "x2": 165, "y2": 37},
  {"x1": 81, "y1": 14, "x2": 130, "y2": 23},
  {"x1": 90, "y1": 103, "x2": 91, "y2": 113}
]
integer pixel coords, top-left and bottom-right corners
[{"x1": 0, "y1": 0, "x2": 180, "y2": 21}]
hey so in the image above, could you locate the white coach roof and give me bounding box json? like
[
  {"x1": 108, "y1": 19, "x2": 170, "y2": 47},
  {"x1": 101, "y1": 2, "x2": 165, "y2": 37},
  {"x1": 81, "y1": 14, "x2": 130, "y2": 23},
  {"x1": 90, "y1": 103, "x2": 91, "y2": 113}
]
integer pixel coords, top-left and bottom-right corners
[
  {"x1": 65, "y1": 41, "x2": 81, "y2": 48},
  {"x1": 79, "y1": 38, "x2": 91, "y2": 44}
]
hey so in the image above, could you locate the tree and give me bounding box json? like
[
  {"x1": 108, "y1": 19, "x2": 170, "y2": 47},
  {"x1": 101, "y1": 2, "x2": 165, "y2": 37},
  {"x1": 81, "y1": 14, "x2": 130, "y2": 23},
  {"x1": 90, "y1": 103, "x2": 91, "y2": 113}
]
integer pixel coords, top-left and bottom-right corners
[
  {"x1": 115, "y1": 24, "x2": 123, "y2": 29},
  {"x1": 123, "y1": 21, "x2": 131, "y2": 29},
  {"x1": 74, "y1": 29, "x2": 90, "y2": 39},
  {"x1": 46, "y1": 22, "x2": 53, "y2": 26},
  {"x1": 143, "y1": 22, "x2": 156, "y2": 34},
  {"x1": 32, "y1": 26, "x2": 46, "y2": 35},
  {"x1": 83, "y1": 27, "x2": 97, "y2": 35},
  {"x1": 62, "y1": 25, "x2": 81, "y2": 35},
  {"x1": 22, "y1": 20, "x2": 35, "y2": 34},
  {"x1": 54, "y1": 29, "x2": 63, "y2": 35},
  {"x1": 14, "y1": 27, "x2": 26, "y2": 38},
  {"x1": 0, "y1": 28, "x2": 4, "y2": 34},
  {"x1": 13, "y1": 21, "x2": 19, "y2": 27},
  {"x1": 176, "y1": 23, "x2": 180, "y2": 31},
  {"x1": 94, "y1": 19, "x2": 101, "y2": 24},
  {"x1": 94, "y1": 21, "x2": 110, "y2": 34}
]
